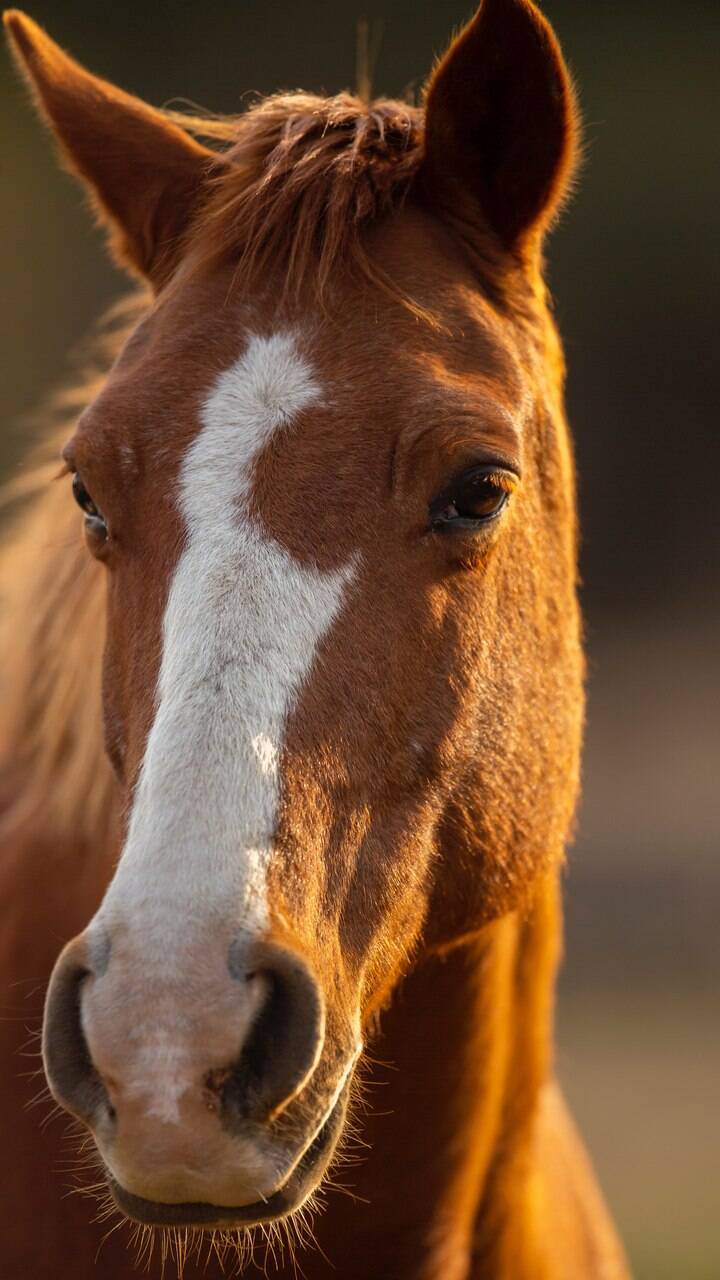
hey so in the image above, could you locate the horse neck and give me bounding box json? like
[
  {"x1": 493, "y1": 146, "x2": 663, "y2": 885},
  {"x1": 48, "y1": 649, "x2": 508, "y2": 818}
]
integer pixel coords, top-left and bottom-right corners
[{"x1": 311, "y1": 873, "x2": 562, "y2": 1280}]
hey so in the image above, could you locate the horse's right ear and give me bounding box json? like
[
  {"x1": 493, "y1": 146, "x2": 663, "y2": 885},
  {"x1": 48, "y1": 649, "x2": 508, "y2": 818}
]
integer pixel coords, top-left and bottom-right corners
[
  {"x1": 3, "y1": 10, "x2": 217, "y2": 289},
  {"x1": 420, "y1": 0, "x2": 578, "y2": 258}
]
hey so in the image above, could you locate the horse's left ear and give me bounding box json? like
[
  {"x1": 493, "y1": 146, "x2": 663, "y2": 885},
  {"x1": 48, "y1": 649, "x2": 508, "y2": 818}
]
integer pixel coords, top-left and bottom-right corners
[
  {"x1": 420, "y1": 0, "x2": 578, "y2": 256},
  {"x1": 3, "y1": 10, "x2": 217, "y2": 289}
]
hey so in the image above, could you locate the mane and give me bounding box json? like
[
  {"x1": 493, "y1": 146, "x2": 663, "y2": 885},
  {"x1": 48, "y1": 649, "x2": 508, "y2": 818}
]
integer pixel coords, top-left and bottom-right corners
[
  {"x1": 0, "y1": 300, "x2": 145, "y2": 847},
  {"x1": 170, "y1": 92, "x2": 428, "y2": 312}
]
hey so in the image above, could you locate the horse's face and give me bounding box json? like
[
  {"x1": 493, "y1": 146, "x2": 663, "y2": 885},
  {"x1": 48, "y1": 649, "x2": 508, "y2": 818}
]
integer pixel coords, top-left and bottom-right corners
[{"x1": 9, "y1": 0, "x2": 582, "y2": 1230}]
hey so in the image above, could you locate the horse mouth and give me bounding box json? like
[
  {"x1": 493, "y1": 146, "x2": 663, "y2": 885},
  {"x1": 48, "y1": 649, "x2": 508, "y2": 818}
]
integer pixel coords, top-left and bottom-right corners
[{"x1": 106, "y1": 1082, "x2": 349, "y2": 1229}]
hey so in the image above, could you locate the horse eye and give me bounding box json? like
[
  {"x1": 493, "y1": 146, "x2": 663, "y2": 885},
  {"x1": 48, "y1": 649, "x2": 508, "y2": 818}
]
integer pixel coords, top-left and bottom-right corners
[
  {"x1": 429, "y1": 466, "x2": 515, "y2": 530},
  {"x1": 72, "y1": 472, "x2": 108, "y2": 544},
  {"x1": 72, "y1": 472, "x2": 99, "y2": 516}
]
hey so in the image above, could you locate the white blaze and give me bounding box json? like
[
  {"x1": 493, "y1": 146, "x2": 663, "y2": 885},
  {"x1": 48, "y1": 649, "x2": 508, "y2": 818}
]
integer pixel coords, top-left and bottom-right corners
[{"x1": 99, "y1": 332, "x2": 353, "y2": 963}]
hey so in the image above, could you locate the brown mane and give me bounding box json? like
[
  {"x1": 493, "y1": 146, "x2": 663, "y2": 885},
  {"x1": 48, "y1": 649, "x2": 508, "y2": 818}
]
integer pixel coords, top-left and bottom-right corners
[
  {"x1": 173, "y1": 92, "x2": 430, "y2": 309},
  {"x1": 0, "y1": 301, "x2": 147, "y2": 846}
]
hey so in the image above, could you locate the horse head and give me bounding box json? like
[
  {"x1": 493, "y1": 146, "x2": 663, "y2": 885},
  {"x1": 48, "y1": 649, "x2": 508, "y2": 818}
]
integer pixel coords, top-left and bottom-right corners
[{"x1": 5, "y1": 0, "x2": 582, "y2": 1231}]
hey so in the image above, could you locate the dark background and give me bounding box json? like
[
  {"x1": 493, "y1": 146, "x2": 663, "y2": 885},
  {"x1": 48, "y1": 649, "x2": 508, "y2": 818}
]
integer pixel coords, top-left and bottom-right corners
[{"x1": 2, "y1": 3, "x2": 718, "y2": 1276}]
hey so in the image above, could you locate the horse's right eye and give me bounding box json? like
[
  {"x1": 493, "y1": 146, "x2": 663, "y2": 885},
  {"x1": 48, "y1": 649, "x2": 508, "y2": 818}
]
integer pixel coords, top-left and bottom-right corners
[{"x1": 72, "y1": 472, "x2": 100, "y2": 517}]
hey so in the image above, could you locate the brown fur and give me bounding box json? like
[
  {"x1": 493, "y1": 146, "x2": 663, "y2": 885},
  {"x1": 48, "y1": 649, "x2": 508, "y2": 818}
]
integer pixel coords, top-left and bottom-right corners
[{"x1": 0, "y1": 4, "x2": 630, "y2": 1277}]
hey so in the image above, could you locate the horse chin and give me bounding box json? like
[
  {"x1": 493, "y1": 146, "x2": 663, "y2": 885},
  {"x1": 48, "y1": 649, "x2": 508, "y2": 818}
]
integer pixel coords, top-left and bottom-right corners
[{"x1": 105, "y1": 1082, "x2": 350, "y2": 1231}]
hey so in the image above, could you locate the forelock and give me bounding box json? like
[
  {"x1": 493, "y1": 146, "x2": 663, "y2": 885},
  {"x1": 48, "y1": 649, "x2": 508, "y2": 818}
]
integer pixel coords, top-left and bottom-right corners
[{"x1": 170, "y1": 92, "x2": 425, "y2": 306}]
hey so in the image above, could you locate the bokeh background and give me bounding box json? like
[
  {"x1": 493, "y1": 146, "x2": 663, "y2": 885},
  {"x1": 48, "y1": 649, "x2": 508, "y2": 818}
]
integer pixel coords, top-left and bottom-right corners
[{"x1": 2, "y1": 3, "x2": 718, "y2": 1276}]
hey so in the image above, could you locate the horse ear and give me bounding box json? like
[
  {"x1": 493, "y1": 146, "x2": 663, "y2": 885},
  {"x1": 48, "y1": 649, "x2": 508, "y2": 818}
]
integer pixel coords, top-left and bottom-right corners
[
  {"x1": 3, "y1": 10, "x2": 217, "y2": 288},
  {"x1": 421, "y1": 0, "x2": 578, "y2": 255}
]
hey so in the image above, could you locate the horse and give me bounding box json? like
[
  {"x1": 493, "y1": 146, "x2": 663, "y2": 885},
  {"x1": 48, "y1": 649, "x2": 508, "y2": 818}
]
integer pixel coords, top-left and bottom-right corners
[{"x1": 0, "y1": 3, "x2": 630, "y2": 1277}]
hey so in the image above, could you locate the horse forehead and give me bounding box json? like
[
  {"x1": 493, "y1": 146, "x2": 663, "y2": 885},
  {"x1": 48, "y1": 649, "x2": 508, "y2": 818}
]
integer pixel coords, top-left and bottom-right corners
[
  {"x1": 176, "y1": 331, "x2": 331, "y2": 548},
  {"x1": 77, "y1": 285, "x2": 527, "y2": 480},
  {"x1": 189, "y1": 331, "x2": 323, "y2": 472},
  {"x1": 75, "y1": 325, "x2": 322, "y2": 474}
]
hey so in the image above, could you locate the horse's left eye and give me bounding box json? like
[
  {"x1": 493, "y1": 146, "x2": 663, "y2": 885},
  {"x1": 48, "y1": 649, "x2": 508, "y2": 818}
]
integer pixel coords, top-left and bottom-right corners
[
  {"x1": 430, "y1": 466, "x2": 515, "y2": 530},
  {"x1": 72, "y1": 472, "x2": 100, "y2": 517}
]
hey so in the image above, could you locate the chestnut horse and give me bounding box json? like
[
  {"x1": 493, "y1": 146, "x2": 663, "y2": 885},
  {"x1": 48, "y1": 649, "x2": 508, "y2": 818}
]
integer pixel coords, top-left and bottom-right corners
[{"x1": 0, "y1": 4, "x2": 630, "y2": 1277}]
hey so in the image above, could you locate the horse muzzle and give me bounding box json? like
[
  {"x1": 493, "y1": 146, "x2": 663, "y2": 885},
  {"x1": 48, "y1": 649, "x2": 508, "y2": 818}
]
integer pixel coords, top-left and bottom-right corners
[{"x1": 41, "y1": 926, "x2": 355, "y2": 1223}]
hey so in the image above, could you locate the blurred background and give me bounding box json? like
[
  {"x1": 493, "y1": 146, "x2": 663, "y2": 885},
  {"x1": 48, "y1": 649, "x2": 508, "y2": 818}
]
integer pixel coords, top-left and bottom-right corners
[{"x1": 2, "y1": 2, "x2": 718, "y2": 1276}]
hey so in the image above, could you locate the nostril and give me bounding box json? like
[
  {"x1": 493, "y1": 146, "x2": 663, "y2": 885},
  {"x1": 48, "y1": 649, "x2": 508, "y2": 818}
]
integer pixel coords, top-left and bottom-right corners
[
  {"x1": 223, "y1": 942, "x2": 325, "y2": 1125},
  {"x1": 42, "y1": 942, "x2": 112, "y2": 1127}
]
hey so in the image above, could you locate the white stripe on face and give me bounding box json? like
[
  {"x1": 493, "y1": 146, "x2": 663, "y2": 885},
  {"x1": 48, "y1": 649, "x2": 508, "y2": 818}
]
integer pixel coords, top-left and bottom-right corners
[{"x1": 99, "y1": 332, "x2": 354, "y2": 967}]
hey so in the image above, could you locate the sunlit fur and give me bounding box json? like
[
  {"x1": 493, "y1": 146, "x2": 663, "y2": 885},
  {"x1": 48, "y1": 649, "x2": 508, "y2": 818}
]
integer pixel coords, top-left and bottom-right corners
[{"x1": 0, "y1": 3, "x2": 630, "y2": 1278}]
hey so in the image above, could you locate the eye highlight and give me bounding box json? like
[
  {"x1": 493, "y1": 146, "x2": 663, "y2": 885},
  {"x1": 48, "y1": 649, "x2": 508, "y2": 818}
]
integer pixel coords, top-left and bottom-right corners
[
  {"x1": 71, "y1": 472, "x2": 108, "y2": 549},
  {"x1": 429, "y1": 465, "x2": 517, "y2": 531}
]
